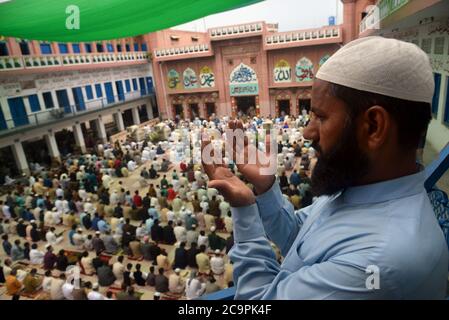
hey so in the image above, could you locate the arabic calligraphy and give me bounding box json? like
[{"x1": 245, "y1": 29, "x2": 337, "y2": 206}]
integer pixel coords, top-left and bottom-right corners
[
  {"x1": 230, "y1": 63, "x2": 257, "y2": 84},
  {"x1": 167, "y1": 69, "x2": 180, "y2": 89},
  {"x1": 200, "y1": 66, "x2": 215, "y2": 88},
  {"x1": 319, "y1": 55, "x2": 330, "y2": 68},
  {"x1": 296, "y1": 57, "x2": 314, "y2": 82},
  {"x1": 183, "y1": 68, "x2": 198, "y2": 89},
  {"x1": 274, "y1": 60, "x2": 291, "y2": 83}
]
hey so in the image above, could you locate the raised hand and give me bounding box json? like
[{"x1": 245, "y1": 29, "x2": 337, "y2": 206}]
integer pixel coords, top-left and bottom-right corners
[
  {"x1": 201, "y1": 133, "x2": 255, "y2": 208},
  {"x1": 227, "y1": 120, "x2": 276, "y2": 195}
]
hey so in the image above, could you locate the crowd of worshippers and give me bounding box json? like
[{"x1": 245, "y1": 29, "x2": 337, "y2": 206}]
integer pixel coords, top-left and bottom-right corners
[{"x1": 0, "y1": 113, "x2": 315, "y2": 300}]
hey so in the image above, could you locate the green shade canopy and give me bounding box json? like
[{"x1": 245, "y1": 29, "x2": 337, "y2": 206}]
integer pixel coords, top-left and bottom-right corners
[{"x1": 0, "y1": 0, "x2": 263, "y2": 42}]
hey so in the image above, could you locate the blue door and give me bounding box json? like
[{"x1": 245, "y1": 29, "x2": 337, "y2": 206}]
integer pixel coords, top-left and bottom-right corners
[
  {"x1": 72, "y1": 87, "x2": 86, "y2": 111},
  {"x1": 104, "y1": 82, "x2": 115, "y2": 104},
  {"x1": 8, "y1": 97, "x2": 29, "y2": 127},
  {"x1": 56, "y1": 90, "x2": 71, "y2": 114},
  {"x1": 146, "y1": 77, "x2": 154, "y2": 94},
  {"x1": 139, "y1": 77, "x2": 147, "y2": 96},
  {"x1": 0, "y1": 101, "x2": 7, "y2": 130},
  {"x1": 116, "y1": 81, "x2": 125, "y2": 101}
]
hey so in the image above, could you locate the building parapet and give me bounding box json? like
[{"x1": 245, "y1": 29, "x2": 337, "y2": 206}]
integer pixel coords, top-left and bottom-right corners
[
  {"x1": 153, "y1": 44, "x2": 212, "y2": 61},
  {"x1": 265, "y1": 26, "x2": 342, "y2": 49},
  {"x1": 209, "y1": 21, "x2": 265, "y2": 40},
  {"x1": 0, "y1": 51, "x2": 149, "y2": 72}
]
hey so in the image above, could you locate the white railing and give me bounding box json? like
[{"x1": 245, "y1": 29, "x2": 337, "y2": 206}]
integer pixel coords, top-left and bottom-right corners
[
  {"x1": 0, "y1": 51, "x2": 148, "y2": 71},
  {"x1": 265, "y1": 27, "x2": 341, "y2": 46},
  {"x1": 154, "y1": 44, "x2": 210, "y2": 58},
  {"x1": 359, "y1": 0, "x2": 409, "y2": 34},
  {"x1": 209, "y1": 22, "x2": 263, "y2": 38}
]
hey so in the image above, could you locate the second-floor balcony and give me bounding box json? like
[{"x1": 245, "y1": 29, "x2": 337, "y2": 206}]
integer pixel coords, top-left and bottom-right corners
[
  {"x1": 154, "y1": 44, "x2": 212, "y2": 61},
  {"x1": 0, "y1": 51, "x2": 149, "y2": 72},
  {"x1": 0, "y1": 90, "x2": 154, "y2": 138}
]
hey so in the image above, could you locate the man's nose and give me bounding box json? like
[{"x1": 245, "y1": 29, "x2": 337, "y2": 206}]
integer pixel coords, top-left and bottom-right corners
[{"x1": 303, "y1": 121, "x2": 318, "y2": 142}]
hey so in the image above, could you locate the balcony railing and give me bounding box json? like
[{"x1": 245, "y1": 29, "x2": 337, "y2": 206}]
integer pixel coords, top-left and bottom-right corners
[
  {"x1": 209, "y1": 22, "x2": 264, "y2": 39},
  {"x1": 0, "y1": 91, "x2": 154, "y2": 137},
  {"x1": 154, "y1": 44, "x2": 210, "y2": 59},
  {"x1": 0, "y1": 51, "x2": 149, "y2": 72},
  {"x1": 265, "y1": 26, "x2": 341, "y2": 46}
]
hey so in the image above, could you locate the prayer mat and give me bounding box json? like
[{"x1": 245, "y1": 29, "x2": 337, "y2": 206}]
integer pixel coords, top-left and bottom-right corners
[{"x1": 21, "y1": 289, "x2": 43, "y2": 299}]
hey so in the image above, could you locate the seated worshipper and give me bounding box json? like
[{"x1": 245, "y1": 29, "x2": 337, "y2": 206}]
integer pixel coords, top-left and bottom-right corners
[
  {"x1": 155, "y1": 268, "x2": 169, "y2": 293},
  {"x1": 92, "y1": 232, "x2": 106, "y2": 255},
  {"x1": 150, "y1": 219, "x2": 164, "y2": 243},
  {"x1": 197, "y1": 230, "x2": 209, "y2": 249},
  {"x1": 156, "y1": 249, "x2": 171, "y2": 271},
  {"x1": 56, "y1": 250, "x2": 69, "y2": 272},
  {"x1": 162, "y1": 220, "x2": 177, "y2": 245},
  {"x1": 97, "y1": 262, "x2": 116, "y2": 287},
  {"x1": 30, "y1": 243, "x2": 45, "y2": 265},
  {"x1": 22, "y1": 268, "x2": 42, "y2": 295},
  {"x1": 208, "y1": 226, "x2": 226, "y2": 251},
  {"x1": 186, "y1": 224, "x2": 199, "y2": 248},
  {"x1": 136, "y1": 222, "x2": 148, "y2": 240},
  {"x1": 169, "y1": 268, "x2": 185, "y2": 294},
  {"x1": 43, "y1": 245, "x2": 57, "y2": 270},
  {"x1": 50, "y1": 273, "x2": 66, "y2": 300},
  {"x1": 133, "y1": 264, "x2": 146, "y2": 286},
  {"x1": 173, "y1": 242, "x2": 188, "y2": 270},
  {"x1": 173, "y1": 220, "x2": 187, "y2": 244},
  {"x1": 62, "y1": 278, "x2": 75, "y2": 300},
  {"x1": 6, "y1": 270, "x2": 23, "y2": 300},
  {"x1": 87, "y1": 283, "x2": 105, "y2": 300},
  {"x1": 116, "y1": 285, "x2": 140, "y2": 300},
  {"x1": 80, "y1": 251, "x2": 95, "y2": 276},
  {"x1": 205, "y1": 276, "x2": 221, "y2": 294},
  {"x1": 11, "y1": 239, "x2": 25, "y2": 261},
  {"x1": 45, "y1": 227, "x2": 64, "y2": 246},
  {"x1": 123, "y1": 263, "x2": 132, "y2": 287},
  {"x1": 127, "y1": 159, "x2": 137, "y2": 172},
  {"x1": 210, "y1": 249, "x2": 225, "y2": 275},
  {"x1": 196, "y1": 245, "x2": 211, "y2": 275},
  {"x1": 185, "y1": 271, "x2": 206, "y2": 300},
  {"x1": 145, "y1": 266, "x2": 156, "y2": 287},
  {"x1": 129, "y1": 239, "x2": 143, "y2": 260},
  {"x1": 72, "y1": 228, "x2": 86, "y2": 250},
  {"x1": 113, "y1": 256, "x2": 125, "y2": 284},
  {"x1": 103, "y1": 230, "x2": 119, "y2": 255},
  {"x1": 201, "y1": 37, "x2": 449, "y2": 299}
]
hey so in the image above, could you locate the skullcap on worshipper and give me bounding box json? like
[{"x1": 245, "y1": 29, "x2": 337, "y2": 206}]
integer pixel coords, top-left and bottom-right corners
[
  {"x1": 154, "y1": 292, "x2": 161, "y2": 297},
  {"x1": 191, "y1": 224, "x2": 196, "y2": 228},
  {"x1": 92, "y1": 283, "x2": 99, "y2": 290},
  {"x1": 77, "y1": 228, "x2": 83, "y2": 232},
  {"x1": 30, "y1": 220, "x2": 36, "y2": 223},
  {"x1": 52, "y1": 207, "x2": 58, "y2": 212},
  {"x1": 215, "y1": 249, "x2": 220, "y2": 254},
  {"x1": 210, "y1": 226, "x2": 216, "y2": 232},
  {"x1": 316, "y1": 36, "x2": 434, "y2": 103},
  {"x1": 95, "y1": 231, "x2": 101, "y2": 235},
  {"x1": 175, "y1": 268, "x2": 181, "y2": 274}
]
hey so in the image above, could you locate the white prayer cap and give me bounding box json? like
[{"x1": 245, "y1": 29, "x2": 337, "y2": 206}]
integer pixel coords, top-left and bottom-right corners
[
  {"x1": 52, "y1": 207, "x2": 58, "y2": 212},
  {"x1": 191, "y1": 224, "x2": 196, "y2": 228},
  {"x1": 95, "y1": 231, "x2": 101, "y2": 235},
  {"x1": 215, "y1": 249, "x2": 220, "y2": 254},
  {"x1": 316, "y1": 36, "x2": 434, "y2": 103},
  {"x1": 92, "y1": 283, "x2": 99, "y2": 290},
  {"x1": 77, "y1": 228, "x2": 83, "y2": 232},
  {"x1": 154, "y1": 292, "x2": 161, "y2": 297},
  {"x1": 175, "y1": 268, "x2": 181, "y2": 274},
  {"x1": 30, "y1": 220, "x2": 36, "y2": 223},
  {"x1": 210, "y1": 226, "x2": 216, "y2": 232}
]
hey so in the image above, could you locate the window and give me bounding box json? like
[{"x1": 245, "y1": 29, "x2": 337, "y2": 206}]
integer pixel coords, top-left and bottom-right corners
[
  {"x1": 40, "y1": 43, "x2": 52, "y2": 54},
  {"x1": 85, "y1": 85, "x2": 94, "y2": 100},
  {"x1": 19, "y1": 41, "x2": 30, "y2": 55},
  {"x1": 117, "y1": 44, "x2": 122, "y2": 52},
  {"x1": 107, "y1": 43, "x2": 114, "y2": 52},
  {"x1": 126, "y1": 44, "x2": 130, "y2": 52},
  {"x1": 432, "y1": 73, "x2": 441, "y2": 118},
  {"x1": 43, "y1": 92, "x2": 54, "y2": 109},
  {"x1": 0, "y1": 42, "x2": 8, "y2": 56},
  {"x1": 58, "y1": 43, "x2": 68, "y2": 54},
  {"x1": 28, "y1": 94, "x2": 41, "y2": 112},
  {"x1": 141, "y1": 43, "x2": 148, "y2": 51},
  {"x1": 125, "y1": 79, "x2": 131, "y2": 92},
  {"x1": 132, "y1": 78, "x2": 138, "y2": 91},
  {"x1": 444, "y1": 77, "x2": 449, "y2": 126},
  {"x1": 96, "y1": 43, "x2": 104, "y2": 53},
  {"x1": 84, "y1": 43, "x2": 92, "y2": 53},
  {"x1": 134, "y1": 43, "x2": 139, "y2": 51},
  {"x1": 95, "y1": 84, "x2": 103, "y2": 98},
  {"x1": 434, "y1": 37, "x2": 445, "y2": 55},
  {"x1": 421, "y1": 38, "x2": 432, "y2": 54},
  {"x1": 72, "y1": 44, "x2": 81, "y2": 53}
]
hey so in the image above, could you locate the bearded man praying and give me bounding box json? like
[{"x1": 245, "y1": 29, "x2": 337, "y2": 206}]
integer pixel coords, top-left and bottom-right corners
[{"x1": 202, "y1": 37, "x2": 448, "y2": 300}]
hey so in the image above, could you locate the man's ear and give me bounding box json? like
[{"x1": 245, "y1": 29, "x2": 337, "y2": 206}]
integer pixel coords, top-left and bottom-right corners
[{"x1": 360, "y1": 106, "x2": 390, "y2": 150}]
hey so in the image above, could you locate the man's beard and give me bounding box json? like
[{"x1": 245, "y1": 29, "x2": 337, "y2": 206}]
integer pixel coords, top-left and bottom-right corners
[{"x1": 310, "y1": 121, "x2": 371, "y2": 197}]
